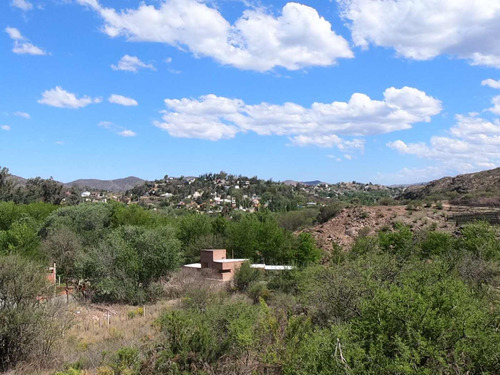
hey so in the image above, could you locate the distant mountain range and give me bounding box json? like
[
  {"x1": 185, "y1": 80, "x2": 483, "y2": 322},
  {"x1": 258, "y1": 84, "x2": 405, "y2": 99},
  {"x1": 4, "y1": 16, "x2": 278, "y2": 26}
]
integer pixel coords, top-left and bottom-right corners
[
  {"x1": 283, "y1": 180, "x2": 329, "y2": 186},
  {"x1": 8, "y1": 175, "x2": 145, "y2": 192},
  {"x1": 64, "y1": 177, "x2": 145, "y2": 192}
]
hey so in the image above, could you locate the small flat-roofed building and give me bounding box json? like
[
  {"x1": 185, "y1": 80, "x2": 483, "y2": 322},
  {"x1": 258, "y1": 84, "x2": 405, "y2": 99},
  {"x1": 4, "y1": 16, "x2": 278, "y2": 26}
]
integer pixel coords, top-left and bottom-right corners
[
  {"x1": 184, "y1": 249, "x2": 248, "y2": 281},
  {"x1": 184, "y1": 249, "x2": 293, "y2": 281}
]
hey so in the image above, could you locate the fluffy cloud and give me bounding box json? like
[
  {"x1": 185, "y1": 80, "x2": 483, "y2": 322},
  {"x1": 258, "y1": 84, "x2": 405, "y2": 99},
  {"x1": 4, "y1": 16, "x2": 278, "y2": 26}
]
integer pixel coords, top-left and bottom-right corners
[
  {"x1": 155, "y1": 87, "x2": 441, "y2": 150},
  {"x1": 108, "y1": 94, "x2": 138, "y2": 106},
  {"x1": 482, "y1": 79, "x2": 500, "y2": 89},
  {"x1": 38, "y1": 87, "x2": 101, "y2": 109},
  {"x1": 13, "y1": 111, "x2": 30, "y2": 119},
  {"x1": 5, "y1": 27, "x2": 46, "y2": 55},
  {"x1": 488, "y1": 96, "x2": 500, "y2": 115},
  {"x1": 388, "y1": 113, "x2": 500, "y2": 173},
  {"x1": 78, "y1": 0, "x2": 353, "y2": 72},
  {"x1": 1, "y1": 125, "x2": 11, "y2": 131},
  {"x1": 111, "y1": 55, "x2": 155, "y2": 72},
  {"x1": 11, "y1": 0, "x2": 32, "y2": 11},
  {"x1": 5, "y1": 27, "x2": 22, "y2": 40},
  {"x1": 339, "y1": 0, "x2": 500, "y2": 68},
  {"x1": 118, "y1": 130, "x2": 137, "y2": 137}
]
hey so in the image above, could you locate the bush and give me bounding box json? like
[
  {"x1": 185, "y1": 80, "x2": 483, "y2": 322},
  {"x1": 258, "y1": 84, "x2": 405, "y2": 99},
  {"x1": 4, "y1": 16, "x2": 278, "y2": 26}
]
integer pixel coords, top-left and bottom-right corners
[
  {"x1": 351, "y1": 265, "x2": 500, "y2": 373},
  {"x1": 275, "y1": 208, "x2": 319, "y2": 231},
  {"x1": 155, "y1": 301, "x2": 258, "y2": 372},
  {"x1": 459, "y1": 221, "x2": 500, "y2": 260},
  {"x1": 75, "y1": 225, "x2": 182, "y2": 304},
  {"x1": 248, "y1": 281, "x2": 271, "y2": 303},
  {"x1": 419, "y1": 231, "x2": 454, "y2": 258},
  {"x1": 0, "y1": 256, "x2": 68, "y2": 371},
  {"x1": 378, "y1": 223, "x2": 414, "y2": 257},
  {"x1": 317, "y1": 202, "x2": 343, "y2": 224},
  {"x1": 378, "y1": 197, "x2": 397, "y2": 206},
  {"x1": 234, "y1": 261, "x2": 262, "y2": 292}
]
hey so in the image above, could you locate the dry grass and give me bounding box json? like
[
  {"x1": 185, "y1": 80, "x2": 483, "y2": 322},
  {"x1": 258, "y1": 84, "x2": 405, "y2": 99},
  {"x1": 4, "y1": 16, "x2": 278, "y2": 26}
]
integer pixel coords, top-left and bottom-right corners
[
  {"x1": 163, "y1": 268, "x2": 227, "y2": 299},
  {"x1": 14, "y1": 298, "x2": 178, "y2": 374},
  {"x1": 13, "y1": 269, "x2": 231, "y2": 374}
]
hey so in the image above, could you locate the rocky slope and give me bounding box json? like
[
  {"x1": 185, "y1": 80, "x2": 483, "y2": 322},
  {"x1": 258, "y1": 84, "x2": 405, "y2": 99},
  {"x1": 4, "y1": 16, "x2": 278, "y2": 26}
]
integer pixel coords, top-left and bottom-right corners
[
  {"x1": 403, "y1": 167, "x2": 500, "y2": 206},
  {"x1": 302, "y1": 204, "x2": 499, "y2": 252}
]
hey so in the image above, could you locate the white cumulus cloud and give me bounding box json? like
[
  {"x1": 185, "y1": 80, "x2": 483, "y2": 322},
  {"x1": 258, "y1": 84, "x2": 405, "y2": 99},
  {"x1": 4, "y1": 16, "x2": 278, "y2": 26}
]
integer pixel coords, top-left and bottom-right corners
[
  {"x1": 5, "y1": 27, "x2": 22, "y2": 40},
  {"x1": 388, "y1": 113, "x2": 500, "y2": 174},
  {"x1": 339, "y1": 0, "x2": 500, "y2": 68},
  {"x1": 38, "y1": 87, "x2": 101, "y2": 109},
  {"x1": 108, "y1": 94, "x2": 138, "y2": 106},
  {"x1": 482, "y1": 79, "x2": 500, "y2": 89},
  {"x1": 78, "y1": 0, "x2": 353, "y2": 72},
  {"x1": 111, "y1": 55, "x2": 155, "y2": 72},
  {"x1": 1, "y1": 125, "x2": 11, "y2": 131},
  {"x1": 11, "y1": 0, "x2": 32, "y2": 11},
  {"x1": 5, "y1": 27, "x2": 46, "y2": 55},
  {"x1": 488, "y1": 96, "x2": 500, "y2": 115},
  {"x1": 155, "y1": 87, "x2": 441, "y2": 151}
]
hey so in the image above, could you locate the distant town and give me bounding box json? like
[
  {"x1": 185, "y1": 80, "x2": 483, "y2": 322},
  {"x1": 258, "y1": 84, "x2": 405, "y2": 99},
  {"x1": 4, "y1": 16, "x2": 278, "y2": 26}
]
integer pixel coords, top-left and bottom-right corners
[{"x1": 72, "y1": 172, "x2": 400, "y2": 213}]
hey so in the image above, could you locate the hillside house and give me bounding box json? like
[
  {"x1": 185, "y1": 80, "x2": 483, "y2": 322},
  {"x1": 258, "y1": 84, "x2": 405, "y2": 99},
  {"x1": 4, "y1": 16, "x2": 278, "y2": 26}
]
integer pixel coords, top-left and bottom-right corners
[{"x1": 184, "y1": 249, "x2": 293, "y2": 281}]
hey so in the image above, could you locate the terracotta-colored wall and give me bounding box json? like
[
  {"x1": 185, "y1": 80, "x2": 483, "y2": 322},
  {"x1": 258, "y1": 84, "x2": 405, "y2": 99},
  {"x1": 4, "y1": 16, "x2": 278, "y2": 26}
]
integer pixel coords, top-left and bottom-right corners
[
  {"x1": 200, "y1": 249, "x2": 227, "y2": 269},
  {"x1": 213, "y1": 260, "x2": 245, "y2": 281},
  {"x1": 196, "y1": 250, "x2": 246, "y2": 281},
  {"x1": 46, "y1": 272, "x2": 56, "y2": 283}
]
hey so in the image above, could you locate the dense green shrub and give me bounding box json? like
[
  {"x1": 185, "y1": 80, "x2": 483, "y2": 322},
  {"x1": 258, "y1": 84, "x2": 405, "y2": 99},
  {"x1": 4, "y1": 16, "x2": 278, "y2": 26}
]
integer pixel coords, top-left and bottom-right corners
[
  {"x1": 351, "y1": 263, "x2": 500, "y2": 373},
  {"x1": 75, "y1": 225, "x2": 182, "y2": 304},
  {"x1": 459, "y1": 221, "x2": 500, "y2": 260},
  {"x1": 317, "y1": 202, "x2": 344, "y2": 224},
  {"x1": 234, "y1": 261, "x2": 262, "y2": 291}
]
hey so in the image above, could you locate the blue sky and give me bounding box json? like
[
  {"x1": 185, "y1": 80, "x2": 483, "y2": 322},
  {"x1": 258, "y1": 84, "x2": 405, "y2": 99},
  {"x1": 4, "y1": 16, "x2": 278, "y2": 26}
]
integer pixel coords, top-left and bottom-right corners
[{"x1": 1, "y1": 0, "x2": 500, "y2": 184}]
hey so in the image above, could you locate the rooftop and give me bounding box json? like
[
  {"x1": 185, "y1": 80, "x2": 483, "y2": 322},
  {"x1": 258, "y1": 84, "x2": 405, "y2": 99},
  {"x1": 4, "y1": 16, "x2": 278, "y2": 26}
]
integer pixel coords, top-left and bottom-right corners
[
  {"x1": 213, "y1": 259, "x2": 247, "y2": 263},
  {"x1": 184, "y1": 263, "x2": 202, "y2": 268}
]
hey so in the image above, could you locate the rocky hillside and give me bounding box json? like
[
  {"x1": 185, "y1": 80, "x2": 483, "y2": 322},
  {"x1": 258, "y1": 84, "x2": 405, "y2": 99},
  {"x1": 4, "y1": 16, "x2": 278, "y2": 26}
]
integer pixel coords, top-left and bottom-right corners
[
  {"x1": 64, "y1": 176, "x2": 144, "y2": 192},
  {"x1": 302, "y1": 203, "x2": 499, "y2": 253},
  {"x1": 403, "y1": 167, "x2": 500, "y2": 206}
]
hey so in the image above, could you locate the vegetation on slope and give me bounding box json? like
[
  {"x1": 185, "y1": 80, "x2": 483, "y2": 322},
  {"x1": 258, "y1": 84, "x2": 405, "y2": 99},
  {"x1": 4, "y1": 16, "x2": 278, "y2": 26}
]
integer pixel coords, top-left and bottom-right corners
[{"x1": 403, "y1": 167, "x2": 500, "y2": 206}]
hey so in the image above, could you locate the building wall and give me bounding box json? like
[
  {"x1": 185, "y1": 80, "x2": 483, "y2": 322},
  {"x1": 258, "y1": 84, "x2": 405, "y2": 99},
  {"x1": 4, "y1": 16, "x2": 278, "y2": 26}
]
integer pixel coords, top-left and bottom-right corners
[
  {"x1": 200, "y1": 249, "x2": 227, "y2": 269},
  {"x1": 192, "y1": 249, "x2": 248, "y2": 281},
  {"x1": 212, "y1": 260, "x2": 246, "y2": 281}
]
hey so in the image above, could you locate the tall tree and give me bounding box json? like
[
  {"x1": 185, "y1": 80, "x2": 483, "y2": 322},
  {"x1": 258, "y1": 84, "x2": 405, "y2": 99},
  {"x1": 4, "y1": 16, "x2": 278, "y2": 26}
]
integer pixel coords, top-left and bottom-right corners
[{"x1": 0, "y1": 167, "x2": 14, "y2": 201}]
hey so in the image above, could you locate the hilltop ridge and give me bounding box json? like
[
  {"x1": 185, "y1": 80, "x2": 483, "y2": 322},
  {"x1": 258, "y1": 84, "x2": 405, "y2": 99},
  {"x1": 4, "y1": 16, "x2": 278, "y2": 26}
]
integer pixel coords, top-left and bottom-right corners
[
  {"x1": 64, "y1": 176, "x2": 145, "y2": 192},
  {"x1": 403, "y1": 167, "x2": 500, "y2": 206}
]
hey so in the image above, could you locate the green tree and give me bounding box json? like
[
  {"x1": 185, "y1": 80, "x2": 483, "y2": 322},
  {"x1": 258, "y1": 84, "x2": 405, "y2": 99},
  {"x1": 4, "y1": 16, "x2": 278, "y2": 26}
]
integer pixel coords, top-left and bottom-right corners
[
  {"x1": 23, "y1": 177, "x2": 64, "y2": 205},
  {"x1": 292, "y1": 233, "x2": 322, "y2": 265},
  {"x1": 41, "y1": 227, "x2": 83, "y2": 278},
  {"x1": 0, "y1": 216, "x2": 40, "y2": 259},
  {"x1": 75, "y1": 225, "x2": 181, "y2": 304},
  {"x1": 0, "y1": 167, "x2": 14, "y2": 201}
]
